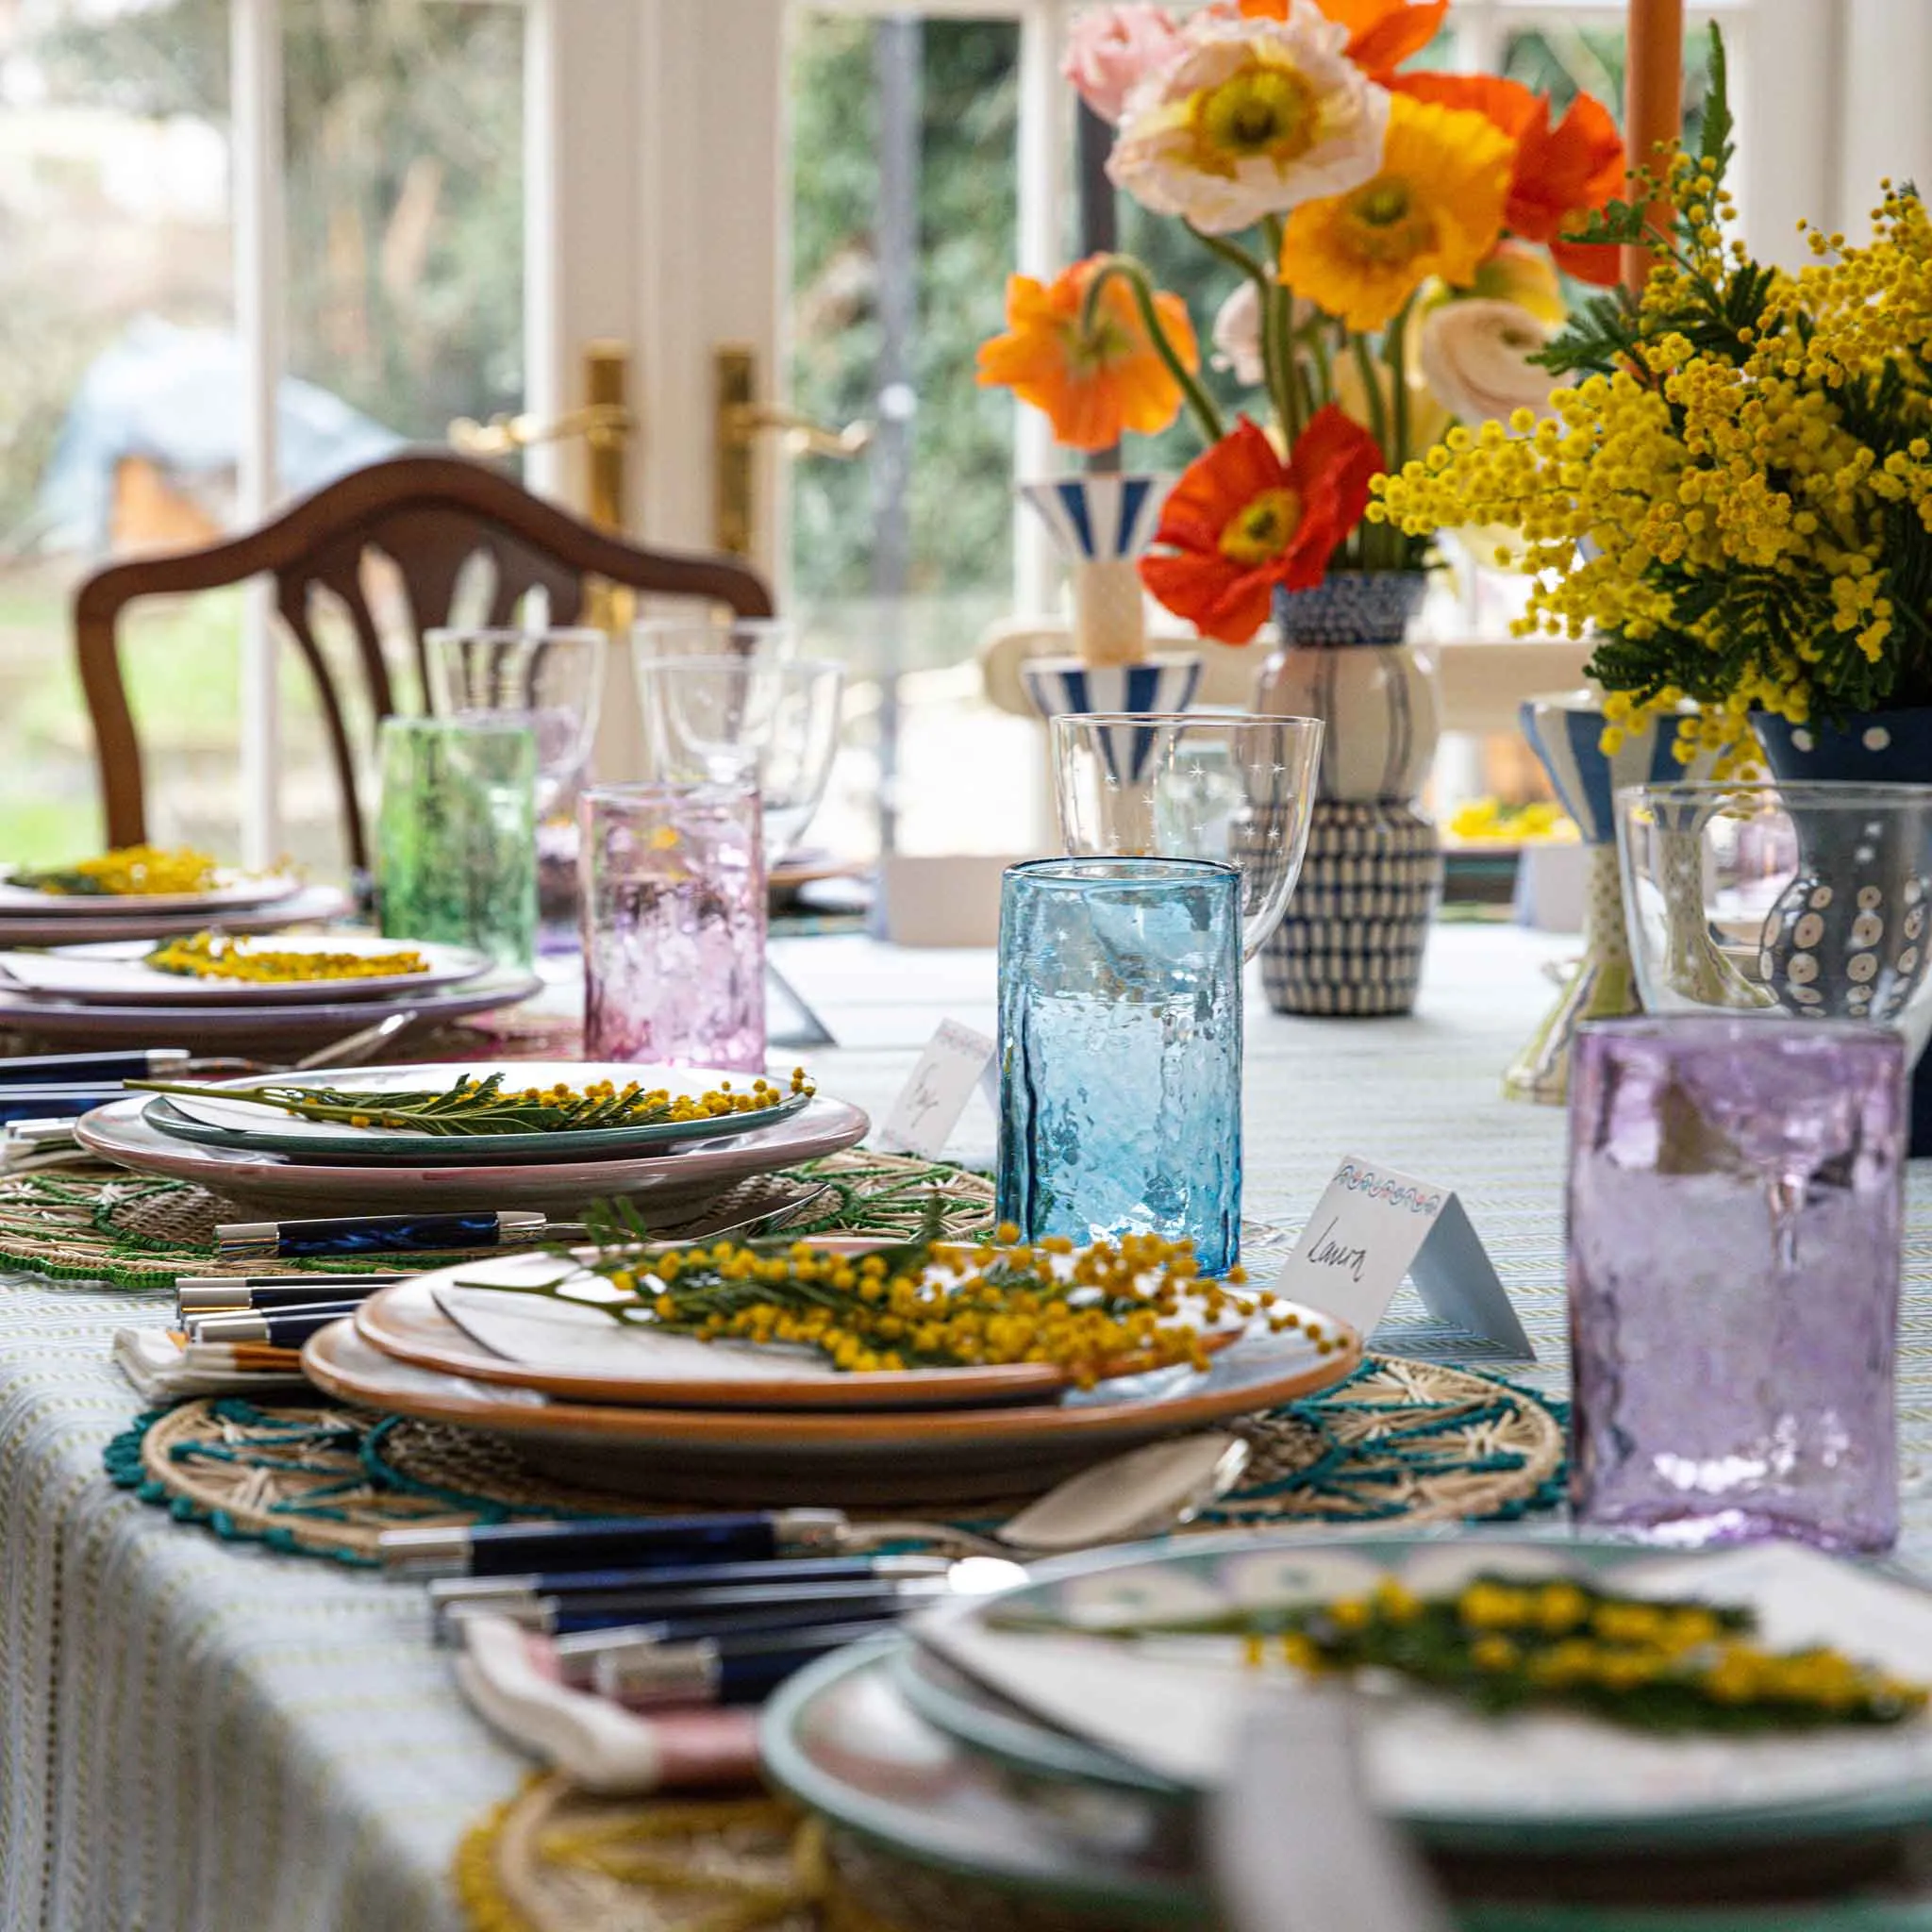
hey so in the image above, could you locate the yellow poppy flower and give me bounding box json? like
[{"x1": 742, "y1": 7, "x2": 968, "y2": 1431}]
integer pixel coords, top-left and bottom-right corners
[{"x1": 1280, "y1": 93, "x2": 1514, "y2": 331}]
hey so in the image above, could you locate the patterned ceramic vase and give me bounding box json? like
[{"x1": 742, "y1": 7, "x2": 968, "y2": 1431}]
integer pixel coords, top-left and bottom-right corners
[
  {"x1": 1254, "y1": 572, "x2": 1441, "y2": 1016},
  {"x1": 1019, "y1": 473, "x2": 1173, "y2": 668},
  {"x1": 1755, "y1": 707, "x2": 1932, "y2": 1154},
  {"x1": 1507, "y1": 691, "x2": 1716, "y2": 1105}
]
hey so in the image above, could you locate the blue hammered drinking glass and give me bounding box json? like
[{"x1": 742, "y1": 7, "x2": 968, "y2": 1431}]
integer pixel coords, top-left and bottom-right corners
[{"x1": 997, "y1": 856, "x2": 1243, "y2": 1274}]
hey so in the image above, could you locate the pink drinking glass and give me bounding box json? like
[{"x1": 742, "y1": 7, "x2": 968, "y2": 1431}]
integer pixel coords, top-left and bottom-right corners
[{"x1": 579, "y1": 780, "x2": 766, "y2": 1071}]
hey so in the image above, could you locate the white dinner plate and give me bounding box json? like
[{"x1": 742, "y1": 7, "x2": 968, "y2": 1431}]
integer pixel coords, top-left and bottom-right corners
[
  {"x1": 0, "y1": 935, "x2": 493, "y2": 1007},
  {"x1": 0, "y1": 866, "x2": 302, "y2": 914},
  {"x1": 148, "y1": 1058, "x2": 812, "y2": 1162},
  {"x1": 75, "y1": 1089, "x2": 870, "y2": 1215},
  {"x1": 0, "y1": 883, "x2": 352, "y2": 949},
  {"x1": 0, "y1": 963, "x2": 541, "y2": 1051},
  {"x1": 908, "y1": 1535, "x2": 1932, "y2": 1852},
  {"x1": 353, "y1": 1242, "x2": 1271, "y2": 1409}
]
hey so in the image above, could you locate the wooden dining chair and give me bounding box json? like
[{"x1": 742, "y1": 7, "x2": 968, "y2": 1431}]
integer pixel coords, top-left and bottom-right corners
[{"x1": 74, "y1": 451, "x2": 774, "y2": 876}]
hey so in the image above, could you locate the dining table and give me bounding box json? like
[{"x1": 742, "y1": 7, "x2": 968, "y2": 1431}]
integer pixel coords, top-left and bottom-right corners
[{"x1": 3, "y1": 922, "x2": 1930, "y2": 1932}]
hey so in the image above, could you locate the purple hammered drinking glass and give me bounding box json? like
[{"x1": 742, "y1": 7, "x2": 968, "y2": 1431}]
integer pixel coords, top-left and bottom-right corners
[
  {"x1": 579, "y1": 780, "x2": 766, "y2": 1072},
  {"x1": 1568, "y1": 1016, "x2": 1905, "y2": 1553}
]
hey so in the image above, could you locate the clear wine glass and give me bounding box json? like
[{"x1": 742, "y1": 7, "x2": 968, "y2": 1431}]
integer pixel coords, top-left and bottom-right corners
[
  {"x1": 632, "y1": 616, "x2": 798, "y2": 664},
  {"x1": 631, "y1": 655, "x2": 845, "y2": 861},
  {"x1": 1051, "y1": 712, "x2": 1324, "y2": 958},
  {"x1": 425, "y1": 626, "x2": 607, "y2": 818}
]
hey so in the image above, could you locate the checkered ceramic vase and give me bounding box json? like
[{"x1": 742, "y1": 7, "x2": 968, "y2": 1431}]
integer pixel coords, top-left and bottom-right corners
[{"x1": 1257, "y1": 573, "x2": 1441, "y2": 1018}]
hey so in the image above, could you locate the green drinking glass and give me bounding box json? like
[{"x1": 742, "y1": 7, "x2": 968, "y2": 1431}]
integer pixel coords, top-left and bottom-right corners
[{"x1": 375, "y1": 716, "x2": 538, "y2": 968}]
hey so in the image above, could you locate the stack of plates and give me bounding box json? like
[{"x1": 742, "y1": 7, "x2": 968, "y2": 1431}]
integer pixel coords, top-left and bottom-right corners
[
  {"x1": 0, "y1": 862, "x2": 346, "y2": 945},
  {"x1": 0, "y1": 897, "x2": 541, "y2": 1049},
  {"x1": 759, "y1": 1535, "x2": 1932, "y2": 1929},
  {"x1": 76, "y1": 1058, "x2": 869, "y2": 1216},
  {"x1": 293, "y1": 1231, "x2": 1363, "y2": 1507}
]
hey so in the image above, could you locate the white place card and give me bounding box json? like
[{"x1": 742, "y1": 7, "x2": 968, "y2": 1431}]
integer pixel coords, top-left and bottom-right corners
[
  {"x1": 1269, "y1": 1154, "x2": 1534, "y2": 1358},
  {"x1": 874, "y1": 1020, "x2": 999, "y2": 1159}
]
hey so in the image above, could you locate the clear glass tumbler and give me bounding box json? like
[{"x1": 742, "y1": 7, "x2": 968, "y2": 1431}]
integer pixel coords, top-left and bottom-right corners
[
  {"x1": 579, "y1": 780, "x2": 767, "y2": 1072},
  {"x1": 1568, "y1": 1015, "x2": 1905, "y2": 1552},
  {"x1": 997, "y1": 857, "x2": 1243, "y2": 1274},
  {"x1": 375, "y1": 716, "x2": 538, "y2": 968}
]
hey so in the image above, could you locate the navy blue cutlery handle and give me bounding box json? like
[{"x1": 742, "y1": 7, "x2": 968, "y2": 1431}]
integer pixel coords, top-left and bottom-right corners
[
  {"x1": 0, "y1": 1091, "x2": 123, "y2": 1124},
  {"x1": 525, "y1": 1556, "x2": 885, "y2": 1596},
  {"x1": 556, "y1": 1598, "x2": 905, "y2": 1640},
  {"x1": 268, "y1": 1213, "x2": 508, "y2": 1257},
  {"x1": 715, "y1": 1647, "x2": 830, "y2": 1705},
  {"x1": 0, "y1": 1051, "x2": 163, "y2": 1087},
  {"x1": 465, "y1": 1516, "x2": 780, "y2": 1577}
]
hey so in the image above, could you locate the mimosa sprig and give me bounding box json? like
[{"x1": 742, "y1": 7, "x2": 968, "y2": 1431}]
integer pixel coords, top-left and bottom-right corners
[
  {"x1": 461, "y1": 1206, "x2": 1334, "y2": 1383},
  {"x1": 11, "y1": 845, "x2": 222, "y2": 897},
  {"x1": 129, "y1": 1068, "x2": 813, "y2": 1137},
  {"x1": 997, "y1": 1571, "x2": 1928, "y2": 1735},
  {"x1": 143, "y1": 932, "x2": 430, "y2": 985}
]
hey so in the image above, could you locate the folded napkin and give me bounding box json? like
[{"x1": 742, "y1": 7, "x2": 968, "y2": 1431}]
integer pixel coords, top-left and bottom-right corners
[
  {"x1": 455, "y1": 1613, "x2": 759, "y2": 1794},
  {"x1": 112, "y1": 1327, "x2": 309, "y2": 1406}
]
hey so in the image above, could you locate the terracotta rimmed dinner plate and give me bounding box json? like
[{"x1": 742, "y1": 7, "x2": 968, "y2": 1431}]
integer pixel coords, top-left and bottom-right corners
[
  {"x1": 352, "y1": 1242, "x2": 1257, "y2": 1410},
  {"x1": 0, "y1": 934, "x2": 493, "y2": 1007},
  {"x1": 0, "y1": 883, "x2": 351, "y2": 949},
  {"x1": 0, "y1": 962, "x2": 539, "y2": 1052},
  {"x1": 0, "y1": 865, "x2": 303, "y2": 915},
  {"x1": 300, "y1": 1310, "x2": 1361, "y2": 1504},
  {"x1": 76, "y1": 1091, "x2": 869, "y2": 1216}
]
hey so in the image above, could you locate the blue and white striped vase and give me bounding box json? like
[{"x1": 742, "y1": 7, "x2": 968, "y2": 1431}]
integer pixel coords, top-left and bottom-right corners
[
  {"x1": 1019, "y1": 473, "x2": 1182, "y2": 674},
  {"x1": 1506, "y1": 691, "x2": 1716, "y2": 1104},
  {"x1": 1256, "y1": 572, "x2": 1441, "y2": 1017}
]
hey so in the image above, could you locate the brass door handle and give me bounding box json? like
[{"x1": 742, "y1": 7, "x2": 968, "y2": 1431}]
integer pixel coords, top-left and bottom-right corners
[
  {"x1": 450, "y1": 400, "x2": 634, "y2": 459},
  {"x1": 714, "y1": 342, "x2": 872, "y2": 558},
  {"x1": 723, "y1": 402, "x2": 872, "y2": 461}
]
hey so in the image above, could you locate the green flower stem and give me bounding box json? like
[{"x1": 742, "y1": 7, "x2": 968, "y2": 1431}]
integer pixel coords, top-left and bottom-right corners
[
  {"x1": 1184, "y1": 223, "x2": 1291, "y2": 436},
  {"x1": 1262, "y1": 217, "x2": 1303, "y2": 446},
  {"x1": 1384, "y1": 291, "x2": 1416, "y2": 471},
  {"x1": 1303, "y1": 322, "x2": 1335, "y2": 409},
  {"x1": 1079, "y1": 255, "x2": 1224, "y2": 448}
]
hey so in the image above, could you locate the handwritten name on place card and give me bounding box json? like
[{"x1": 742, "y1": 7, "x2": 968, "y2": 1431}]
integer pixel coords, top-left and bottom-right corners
[
  {"x1": 875, "y1": 1020, "x2": 999, "y2": 1160},
  {"x1": 1270, "y1": 1155, "x2": 1534, "y2": 1358}
]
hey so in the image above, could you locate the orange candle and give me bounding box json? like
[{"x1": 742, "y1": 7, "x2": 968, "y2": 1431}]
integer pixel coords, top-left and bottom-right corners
[{"x1": 1622, "y1": 0, "x2": 1685, "y2": 291}]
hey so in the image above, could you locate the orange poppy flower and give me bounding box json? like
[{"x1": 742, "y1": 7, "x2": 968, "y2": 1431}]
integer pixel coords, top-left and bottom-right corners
[
  {"x1": 1239, "y1": 0, "x2": 1448, "y2": 79},
  {"x1": 976, "y1": 257, "x2": 1200, "y2": 451},
  {"x1": 1140, "y1": 409, "x2": 1383, "y2": 644},
  {"x1": 1394, "y1": 73, "x2": 1626, "y2": 285}
]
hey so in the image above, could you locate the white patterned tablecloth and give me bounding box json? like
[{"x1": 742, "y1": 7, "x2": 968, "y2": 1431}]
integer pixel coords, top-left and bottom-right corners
[{"x1": 3, "y1": 925, "x2": 1930, "y2": 1931}]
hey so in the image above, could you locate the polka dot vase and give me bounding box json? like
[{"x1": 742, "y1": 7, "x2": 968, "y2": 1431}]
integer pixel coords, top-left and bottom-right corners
[
  {"x1": 1755, "y1": 708, "x2": 1932, "y2": 1154},
  {"x1": 1257, "y1": 573, "x2": 1440, "y2": 1017},
  {"x1": 1754, "y1": 708, "x2": 1932, "y2": 787}
]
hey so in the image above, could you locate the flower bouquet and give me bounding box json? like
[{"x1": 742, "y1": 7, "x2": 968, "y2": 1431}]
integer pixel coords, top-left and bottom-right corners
[
  {"x1": 978, "y1": 0, "x2": 1625, "y2": 1012},
  {"x1": 1374, "y1": 26, "x2": 1932, "y2": 786}
]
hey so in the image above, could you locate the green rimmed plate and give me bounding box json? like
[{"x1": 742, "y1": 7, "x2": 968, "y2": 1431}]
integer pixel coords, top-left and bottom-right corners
[
  {"x1": 142, "y1": 1060, "x2": 813, "y2": 1166},
  {"x1": 762, "y1": 1635, "x2": 1932, "y2": 1932},
  {"x1": 903, "y1": 1533, "x2": 1932, "y2": 1857}
]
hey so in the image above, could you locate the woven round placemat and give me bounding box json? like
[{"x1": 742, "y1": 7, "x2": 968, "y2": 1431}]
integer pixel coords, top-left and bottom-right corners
[
  {"x1": 0, "y1": 1147, "x2": 996, "y2": 1291},
  {"x1": 456, "y1": 1774, "x2": 1135, "y2": 1932},
  {"x1": 105, "y1": 1355, "x2": 1565, "y2": 1564}
]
